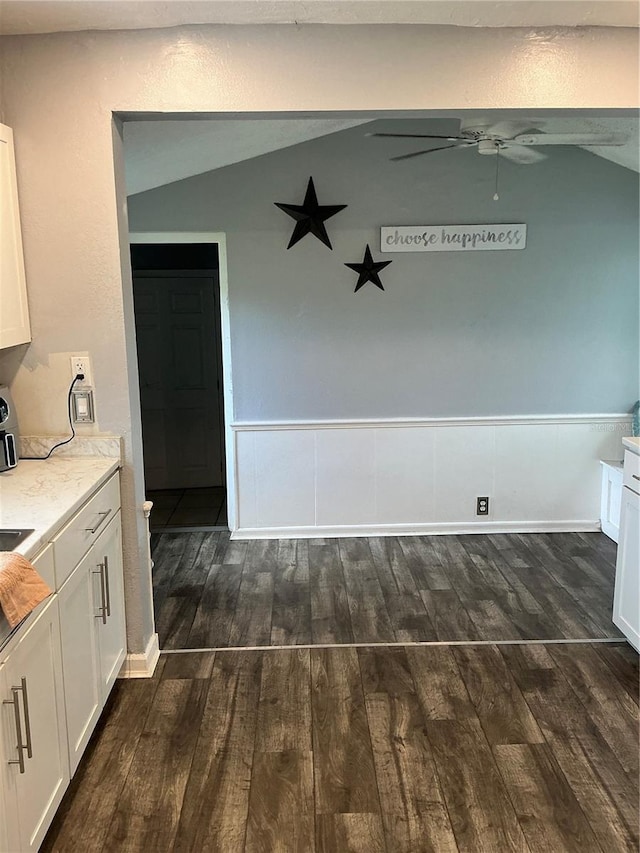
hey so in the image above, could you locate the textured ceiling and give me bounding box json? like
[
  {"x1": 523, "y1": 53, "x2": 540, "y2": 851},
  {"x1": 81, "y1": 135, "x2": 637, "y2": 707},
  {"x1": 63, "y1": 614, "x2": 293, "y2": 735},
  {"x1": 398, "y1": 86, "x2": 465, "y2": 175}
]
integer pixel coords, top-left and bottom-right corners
[
  {"x1": 1, "y1": 1, "x2": 638, "y2": 35},
  {"x1": 124, "y1": 114, "x2": 639, "y2": 195}
]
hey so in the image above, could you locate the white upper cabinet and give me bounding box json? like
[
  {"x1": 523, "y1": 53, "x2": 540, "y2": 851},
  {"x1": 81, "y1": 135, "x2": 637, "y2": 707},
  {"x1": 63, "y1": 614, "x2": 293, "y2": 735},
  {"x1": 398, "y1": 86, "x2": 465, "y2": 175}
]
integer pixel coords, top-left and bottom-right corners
[{"x1": 0, "y1": 123, "x2": 31, "y2": 349}]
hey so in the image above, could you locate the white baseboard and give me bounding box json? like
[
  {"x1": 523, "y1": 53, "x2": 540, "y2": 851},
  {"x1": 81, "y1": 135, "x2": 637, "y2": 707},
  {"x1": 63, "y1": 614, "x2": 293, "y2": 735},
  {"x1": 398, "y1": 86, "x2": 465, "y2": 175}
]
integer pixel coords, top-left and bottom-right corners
[
  {"x1": 120, "y1": 632, "x2": 160, "y2": 678},
  {"x1": 231, "y1": 520, "x2": 602, "y2": 540}
]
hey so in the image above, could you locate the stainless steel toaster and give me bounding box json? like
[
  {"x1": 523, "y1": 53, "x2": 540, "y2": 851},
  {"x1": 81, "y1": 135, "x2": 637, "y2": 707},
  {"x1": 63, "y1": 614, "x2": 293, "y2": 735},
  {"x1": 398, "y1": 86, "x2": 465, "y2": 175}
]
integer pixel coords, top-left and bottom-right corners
[{"x1": 0, "y1": 386, "x2": 19, "y2": 471}]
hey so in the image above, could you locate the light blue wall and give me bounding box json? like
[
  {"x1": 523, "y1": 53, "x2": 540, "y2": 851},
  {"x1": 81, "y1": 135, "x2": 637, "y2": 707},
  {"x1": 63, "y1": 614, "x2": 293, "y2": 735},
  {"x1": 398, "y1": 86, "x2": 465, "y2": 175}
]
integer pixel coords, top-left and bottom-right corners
[{"x1": 127, "y1": 119, "x2": 639, "y2": 420}]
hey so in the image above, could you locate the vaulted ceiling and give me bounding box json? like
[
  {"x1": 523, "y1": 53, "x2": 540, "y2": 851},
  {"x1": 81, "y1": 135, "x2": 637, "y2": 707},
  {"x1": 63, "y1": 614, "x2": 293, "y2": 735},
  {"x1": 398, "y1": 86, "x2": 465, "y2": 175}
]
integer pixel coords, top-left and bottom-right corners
[{"x1": 124, "y1": 114, "x2": 639, "y2": 196}]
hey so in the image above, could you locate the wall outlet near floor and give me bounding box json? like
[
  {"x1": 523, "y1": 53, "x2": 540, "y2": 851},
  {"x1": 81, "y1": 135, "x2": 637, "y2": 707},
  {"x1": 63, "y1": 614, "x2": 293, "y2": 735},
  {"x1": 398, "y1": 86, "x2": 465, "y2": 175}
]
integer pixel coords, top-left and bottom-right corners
[
  {"x1": 476, "y1": 496, "x2": 490, "y2": 516},
  {"x1": 70, "y1": 355, "x2": 92, "y2": 386}
]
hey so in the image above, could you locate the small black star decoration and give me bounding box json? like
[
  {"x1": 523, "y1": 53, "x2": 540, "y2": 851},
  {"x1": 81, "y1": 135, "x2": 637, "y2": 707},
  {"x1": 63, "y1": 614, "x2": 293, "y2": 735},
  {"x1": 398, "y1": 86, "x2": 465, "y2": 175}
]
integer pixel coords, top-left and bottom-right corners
[
  {"x1": 344, "y1": 244, "x2": 392, "y2": 293},
  {"x1": 274, "y1": 177, "x2": 347, "y2": 250}
]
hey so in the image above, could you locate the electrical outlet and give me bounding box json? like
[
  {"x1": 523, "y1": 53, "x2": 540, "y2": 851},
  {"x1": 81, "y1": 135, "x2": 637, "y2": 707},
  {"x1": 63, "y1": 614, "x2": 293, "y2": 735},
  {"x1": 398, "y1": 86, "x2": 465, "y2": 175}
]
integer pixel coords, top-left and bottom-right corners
[
  {"x1": 476, "y1": 496, "x2": 490, "y2": 516},
  {"x1": 70, "y1": 355, "x2": 92, "y2": 386}
]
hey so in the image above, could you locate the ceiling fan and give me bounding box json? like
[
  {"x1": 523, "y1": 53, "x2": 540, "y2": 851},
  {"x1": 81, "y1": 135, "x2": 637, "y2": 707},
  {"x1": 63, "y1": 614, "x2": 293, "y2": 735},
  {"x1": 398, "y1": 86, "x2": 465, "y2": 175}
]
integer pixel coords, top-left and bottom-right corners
[{"x1": 367, "y1": 120, "x2": 628, "y2": 165}]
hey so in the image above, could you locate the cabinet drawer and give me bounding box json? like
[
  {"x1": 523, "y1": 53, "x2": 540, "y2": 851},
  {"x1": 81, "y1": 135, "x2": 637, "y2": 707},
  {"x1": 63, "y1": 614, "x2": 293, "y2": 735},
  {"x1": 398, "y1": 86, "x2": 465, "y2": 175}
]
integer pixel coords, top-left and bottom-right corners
[
  {"x1": 53, "y1": 473, "x2": 120, "y2": 588},
  {"x1": 623, "y1": 450, "x2": 640, "y2": 494}
]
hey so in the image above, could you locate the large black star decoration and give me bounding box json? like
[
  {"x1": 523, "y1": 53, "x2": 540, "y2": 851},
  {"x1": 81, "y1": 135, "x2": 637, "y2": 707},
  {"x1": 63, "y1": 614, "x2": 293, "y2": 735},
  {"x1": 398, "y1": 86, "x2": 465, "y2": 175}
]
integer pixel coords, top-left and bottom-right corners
[
  {"x1": 274, "y1": 177, "x2": 347, "y2": 250},
  {"x1": 345, "y1": 244, "x2": 392, "y2": 293}
]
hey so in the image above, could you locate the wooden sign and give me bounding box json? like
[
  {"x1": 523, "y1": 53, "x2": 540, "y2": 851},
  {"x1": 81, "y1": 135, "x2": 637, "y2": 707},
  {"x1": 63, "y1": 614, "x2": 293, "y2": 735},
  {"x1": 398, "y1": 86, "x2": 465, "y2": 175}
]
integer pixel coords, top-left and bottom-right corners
[{"x1": 380, "y1": 224, "x2": 527, "y2": 253}]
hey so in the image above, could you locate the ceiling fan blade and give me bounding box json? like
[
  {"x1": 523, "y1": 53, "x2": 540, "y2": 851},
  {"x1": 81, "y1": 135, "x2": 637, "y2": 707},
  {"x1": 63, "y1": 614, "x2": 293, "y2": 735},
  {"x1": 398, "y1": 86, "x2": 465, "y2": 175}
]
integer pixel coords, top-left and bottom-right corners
[
  {"x1": 484, "y1": 120, "x2": 538, "y2": 140},
  {"x1": 390, "y1": 143, "x2": 473, "y2": 161},
  {"x1": 500, "y1": 145, "x2": 547, "y2": 165},
  {"x1": 367, "y1": 132, "x2": 468, "y2": 141},
  {"x1": 515, "y1": 132, "x2": 627, "y2": 147}
]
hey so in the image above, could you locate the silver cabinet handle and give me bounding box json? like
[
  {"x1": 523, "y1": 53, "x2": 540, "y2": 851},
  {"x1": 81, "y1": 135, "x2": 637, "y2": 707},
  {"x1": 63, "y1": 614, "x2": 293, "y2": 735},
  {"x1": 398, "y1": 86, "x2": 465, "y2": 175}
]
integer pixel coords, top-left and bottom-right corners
[
  {"x1": 3, "y1": 677, "x2": 31, "y2": 773},
  {"x1": 103, "y1": 555, "x2": 111, "y2": 618},
  {"x1": 633, "y1": 474, "x2": 640, "y2": 482},
  {"x1": 93, "y1": 563, "x2": 108, "y2": 624},
  {"x1": 85, "y1": 508, "x2": 112, "y2": 535},
  {"x1": 20, "y1": 677, "x2": 32, "y2": 759}
]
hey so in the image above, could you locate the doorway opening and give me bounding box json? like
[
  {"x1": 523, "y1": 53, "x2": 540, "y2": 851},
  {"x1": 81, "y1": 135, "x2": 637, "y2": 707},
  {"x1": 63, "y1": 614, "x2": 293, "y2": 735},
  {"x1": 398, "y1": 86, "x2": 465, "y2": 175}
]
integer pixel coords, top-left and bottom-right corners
[{"x1": 130, "y1": 237, "x2": 231, "y2": 532}]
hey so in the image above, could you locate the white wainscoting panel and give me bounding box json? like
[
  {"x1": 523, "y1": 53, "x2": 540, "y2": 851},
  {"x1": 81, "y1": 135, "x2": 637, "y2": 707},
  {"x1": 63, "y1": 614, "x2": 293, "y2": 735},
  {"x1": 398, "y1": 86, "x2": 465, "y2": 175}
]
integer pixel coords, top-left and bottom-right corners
[
  {"x1": 434, "y1": 425, "x2": 495, "y2": 522},
  {"x1": 316, "y1": 428, "x2": 376, "y2": 525},
  {"x1": 254, "y1": 429, "x2": 316, "y2": 527},
  {"x1": 374, "y1": 426, "x2": 436, "y2": 523},
  {"x1": 235, "y1": 430, "x2": 258, "y2": 528},
  {"x1": 493, "y1": 423, "x2": 558, "y2": 521},
  {"x1": 554, "y1": 423, "x2": 617, "y2": 521},
  {"x1": 232, "y1": 416, "x2": 630, "y2": 538}
]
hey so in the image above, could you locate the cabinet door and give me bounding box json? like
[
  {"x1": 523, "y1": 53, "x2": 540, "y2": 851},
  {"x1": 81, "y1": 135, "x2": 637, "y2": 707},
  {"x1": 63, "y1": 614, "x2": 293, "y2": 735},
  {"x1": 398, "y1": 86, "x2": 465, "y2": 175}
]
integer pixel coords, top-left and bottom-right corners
[
  {"x1": 0, "y1": 664, "x2": 14, "y2": 853},
  {"x1": 93, "y1": 511, "x2": 126, "y2": 700},
  {"x1": 0, "y1": 123, "x2": 30, "y2": 349},
  {"x1": 0, "y1": 599, "x2": 69, "y2": 852},
  {"x1": 58, "y1": 553, "x2": 102, "y2": 776},
  {"x1": 613, "y1": 486, "x2": 640, "y2": 651},
  {"x1": 600, "y1": 463, "x2": 623, "y2": 543}
]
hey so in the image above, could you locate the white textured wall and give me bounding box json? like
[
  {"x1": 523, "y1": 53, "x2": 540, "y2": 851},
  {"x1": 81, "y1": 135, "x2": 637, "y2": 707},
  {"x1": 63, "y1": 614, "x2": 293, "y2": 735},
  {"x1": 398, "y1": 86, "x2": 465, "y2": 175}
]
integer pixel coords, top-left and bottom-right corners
[{"x1": 0, "y1": 24, "x2": 638, "y2": 653}]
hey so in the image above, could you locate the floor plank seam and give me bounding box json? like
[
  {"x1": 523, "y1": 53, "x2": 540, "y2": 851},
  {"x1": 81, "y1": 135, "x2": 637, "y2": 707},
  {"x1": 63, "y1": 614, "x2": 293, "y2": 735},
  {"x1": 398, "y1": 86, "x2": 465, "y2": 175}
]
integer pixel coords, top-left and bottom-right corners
[{"x1": 158, "y1": 637, "x2": 626, "y2": 655}]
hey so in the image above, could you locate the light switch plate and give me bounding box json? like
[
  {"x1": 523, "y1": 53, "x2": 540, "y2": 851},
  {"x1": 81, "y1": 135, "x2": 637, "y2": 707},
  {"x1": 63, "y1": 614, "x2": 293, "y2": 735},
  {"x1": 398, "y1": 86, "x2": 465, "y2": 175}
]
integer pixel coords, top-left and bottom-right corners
[{"x1": 71, "y1": 389, "x2": 94, "y2": 423}]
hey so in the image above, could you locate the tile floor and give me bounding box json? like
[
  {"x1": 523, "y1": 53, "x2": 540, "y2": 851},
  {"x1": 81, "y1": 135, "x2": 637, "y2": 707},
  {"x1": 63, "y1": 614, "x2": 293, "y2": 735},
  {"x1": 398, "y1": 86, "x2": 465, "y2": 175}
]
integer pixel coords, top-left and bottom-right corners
[{"x1": 147, "y1": 487, "x2": 227, "y2": 529}]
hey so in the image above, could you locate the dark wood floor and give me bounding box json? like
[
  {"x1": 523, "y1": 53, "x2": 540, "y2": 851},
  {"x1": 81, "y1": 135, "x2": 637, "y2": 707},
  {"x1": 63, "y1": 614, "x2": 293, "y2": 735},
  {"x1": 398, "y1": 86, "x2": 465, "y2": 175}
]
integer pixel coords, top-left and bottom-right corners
[
  {"x1": 43, "y1": 641, "x2": 639, "y2": 852},
  {"x1": 151, "y1": 531, "x2": 622, "y2": 649}
]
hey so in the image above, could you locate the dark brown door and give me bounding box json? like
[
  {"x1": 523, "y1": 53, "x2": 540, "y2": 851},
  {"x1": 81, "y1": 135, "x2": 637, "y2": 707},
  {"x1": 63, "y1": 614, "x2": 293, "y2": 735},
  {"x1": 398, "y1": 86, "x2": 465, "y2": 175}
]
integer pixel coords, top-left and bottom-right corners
[{"x1": 133, "y1": 270, "x2": 224, "y2": 490}]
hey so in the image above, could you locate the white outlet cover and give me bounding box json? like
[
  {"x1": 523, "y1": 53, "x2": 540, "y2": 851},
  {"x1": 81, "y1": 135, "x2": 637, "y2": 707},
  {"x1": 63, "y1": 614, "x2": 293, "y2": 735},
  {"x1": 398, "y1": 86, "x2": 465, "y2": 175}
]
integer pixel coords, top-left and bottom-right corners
[{"x1": 70, "y1": 354, "x2": 92, "y2": 385}]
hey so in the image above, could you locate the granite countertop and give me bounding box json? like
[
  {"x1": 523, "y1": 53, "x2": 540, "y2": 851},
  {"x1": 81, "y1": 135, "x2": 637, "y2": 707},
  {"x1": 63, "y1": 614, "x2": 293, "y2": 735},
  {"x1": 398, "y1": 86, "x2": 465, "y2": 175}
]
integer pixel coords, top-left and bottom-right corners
[
  {"x1": 622, "y1": 437, "x2": 640, "y2": 455},
  {"x1": 0, "y1": 456, "x2": 120, "y2": 561}
]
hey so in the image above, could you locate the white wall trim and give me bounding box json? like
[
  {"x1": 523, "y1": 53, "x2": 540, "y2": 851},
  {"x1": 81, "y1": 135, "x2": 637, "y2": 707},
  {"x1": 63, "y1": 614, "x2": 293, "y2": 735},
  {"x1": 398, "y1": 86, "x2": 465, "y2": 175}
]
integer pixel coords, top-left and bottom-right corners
[
  {"x1": 232, "y1": 520, "x2": 602, "y2": 540},
  {"x1": 232, "y1": 414, "x2": 631, "y2": 431},
  {"x1": 129, "y1": 231, "x2": 237, "y2": 530},
  {"x1": 120, "y1": 631, "x2": 160, "y2": 678}
]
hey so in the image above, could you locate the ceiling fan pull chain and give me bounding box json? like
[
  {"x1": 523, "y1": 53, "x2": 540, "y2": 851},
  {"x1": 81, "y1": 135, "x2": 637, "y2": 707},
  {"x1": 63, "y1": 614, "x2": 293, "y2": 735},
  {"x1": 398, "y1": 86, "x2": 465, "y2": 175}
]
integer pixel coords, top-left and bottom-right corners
[{"x1": 493, "y1": 145, "x2": 500, "y2": 201}]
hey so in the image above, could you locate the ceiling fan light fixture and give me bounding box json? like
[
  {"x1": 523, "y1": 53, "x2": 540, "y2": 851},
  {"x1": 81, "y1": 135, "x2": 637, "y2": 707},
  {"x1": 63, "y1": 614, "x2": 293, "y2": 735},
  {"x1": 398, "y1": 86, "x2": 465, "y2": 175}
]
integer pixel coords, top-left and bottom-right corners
[{"x1": 478, "y1": 140, "x2": 500, "y2": 156}]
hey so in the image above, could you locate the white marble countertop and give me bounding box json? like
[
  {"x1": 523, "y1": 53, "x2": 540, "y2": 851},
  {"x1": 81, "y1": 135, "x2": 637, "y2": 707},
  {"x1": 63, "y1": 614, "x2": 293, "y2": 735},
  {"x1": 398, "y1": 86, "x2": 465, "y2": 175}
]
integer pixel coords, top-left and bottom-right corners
[
  {"x1": 0, "y1": 456, "x2": 120, "y2": 561},
  {"x1": 622, "y1": 436, "x2": 640, "y2": 455}
]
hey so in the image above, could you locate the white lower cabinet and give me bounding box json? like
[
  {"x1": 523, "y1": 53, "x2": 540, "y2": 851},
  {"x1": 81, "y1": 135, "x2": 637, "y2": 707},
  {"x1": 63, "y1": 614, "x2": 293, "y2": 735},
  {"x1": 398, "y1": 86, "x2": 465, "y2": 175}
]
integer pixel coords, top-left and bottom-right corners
[
  {"x1": 613, "y1": 484, "x2": 640, "y2": 651},
  {"x1": 600, "y1": 460, "x2": 623, "y2": 543},
  {"x1": 0, "y1": 470, "x2": 127, "y2": 851},
  {"x1": 59, "y1": 511, "x2": 126, "y2": 774},
  {"x1": 0, "y1": 740, "x2": 7, "y2": 853},
  {"x1": 0, "y1": 600, "x2": 69, "y2": 852}
]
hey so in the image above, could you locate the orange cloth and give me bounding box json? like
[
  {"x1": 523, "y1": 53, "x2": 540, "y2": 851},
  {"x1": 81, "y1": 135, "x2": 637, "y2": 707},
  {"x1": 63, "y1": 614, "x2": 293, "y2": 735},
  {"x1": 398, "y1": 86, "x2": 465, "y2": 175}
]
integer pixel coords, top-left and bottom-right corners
[{"x1": 0, "y1": 553, "x2": 53, "y2": 628}]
